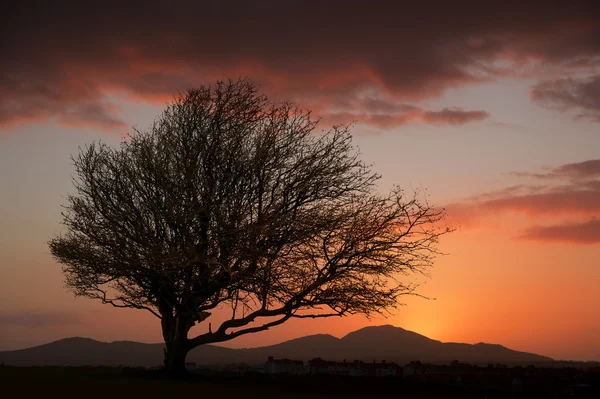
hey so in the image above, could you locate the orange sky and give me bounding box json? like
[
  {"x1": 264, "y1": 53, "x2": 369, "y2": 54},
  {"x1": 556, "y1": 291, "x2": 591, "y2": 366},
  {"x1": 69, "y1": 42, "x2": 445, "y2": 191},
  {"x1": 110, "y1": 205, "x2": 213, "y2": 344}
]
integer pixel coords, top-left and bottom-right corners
[{"x1": 1, "y1": 1, "x2": 599, "y2": 361}]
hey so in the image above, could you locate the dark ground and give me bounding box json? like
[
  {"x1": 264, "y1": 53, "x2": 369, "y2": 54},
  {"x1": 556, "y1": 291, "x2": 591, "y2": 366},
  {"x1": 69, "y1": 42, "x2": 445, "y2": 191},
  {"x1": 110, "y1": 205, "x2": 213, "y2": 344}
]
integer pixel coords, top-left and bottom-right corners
[{"x1": 0, "y1": 366, "x2": 597, "y2": 398}]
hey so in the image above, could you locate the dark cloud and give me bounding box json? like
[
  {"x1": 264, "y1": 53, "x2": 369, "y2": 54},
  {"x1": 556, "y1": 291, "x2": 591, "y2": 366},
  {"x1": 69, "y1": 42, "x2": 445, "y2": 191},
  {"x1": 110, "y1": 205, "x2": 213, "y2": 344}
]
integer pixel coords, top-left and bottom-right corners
[
  {"x1": 520, "y1": 219, "x2": 600, "y2": 244},
  {"x1": 553, "y1": 159, "x2": 600, "y2": 179},
  {"x1": 511, "y1": 159, "x2": 600, "y2": 180},
  {"x1": 0, "y1": 70, "x2": 127, "y2": 130},
  {"x1": 1, "y1": 1, "x2": 599, "y2": 131},
  {"x1": 531, "y1": 75, "x2": 600, "y2": 122},
  {"x1": 0, "y1": 311, "x2": 82, "y2": 328}
]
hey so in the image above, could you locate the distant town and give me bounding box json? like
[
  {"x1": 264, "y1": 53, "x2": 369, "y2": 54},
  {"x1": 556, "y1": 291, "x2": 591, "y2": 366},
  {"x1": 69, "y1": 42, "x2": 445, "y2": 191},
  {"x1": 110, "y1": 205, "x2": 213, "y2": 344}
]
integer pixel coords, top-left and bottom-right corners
[{"x1": 175, "y1": 356, "x2": 600, "y2": 396}]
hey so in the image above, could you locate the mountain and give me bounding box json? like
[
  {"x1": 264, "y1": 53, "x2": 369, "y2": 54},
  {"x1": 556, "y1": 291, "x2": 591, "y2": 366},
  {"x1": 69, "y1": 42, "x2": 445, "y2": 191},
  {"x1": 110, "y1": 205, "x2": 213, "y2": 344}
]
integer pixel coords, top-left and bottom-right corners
[
  {"x1": 0, "y1": 325, "x2": 552, "y2": 367},
  {"x1": 235, "y1": 325, "x2": 551, "y2": 365},
  {"x1": 0, "y1": 337, "x2": 237, "y2": 367}
]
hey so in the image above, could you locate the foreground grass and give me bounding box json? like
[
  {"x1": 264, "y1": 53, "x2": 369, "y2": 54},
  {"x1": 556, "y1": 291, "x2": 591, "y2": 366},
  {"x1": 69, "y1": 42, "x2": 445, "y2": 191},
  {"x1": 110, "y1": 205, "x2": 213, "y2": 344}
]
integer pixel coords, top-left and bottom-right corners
[
  {"x1": 0, "y1": 367, "x2": 421, "y2": 398},
  {"x1": 0, "y1": 366, "x2": 589, "y2": 398}
]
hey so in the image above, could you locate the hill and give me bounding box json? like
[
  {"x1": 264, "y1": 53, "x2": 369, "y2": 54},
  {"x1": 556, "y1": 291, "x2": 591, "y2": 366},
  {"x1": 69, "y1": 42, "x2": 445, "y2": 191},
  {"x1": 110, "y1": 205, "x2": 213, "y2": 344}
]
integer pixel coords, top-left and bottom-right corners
[{"x1": 0, "y1": 325, "x2": 552, "y2": 367}]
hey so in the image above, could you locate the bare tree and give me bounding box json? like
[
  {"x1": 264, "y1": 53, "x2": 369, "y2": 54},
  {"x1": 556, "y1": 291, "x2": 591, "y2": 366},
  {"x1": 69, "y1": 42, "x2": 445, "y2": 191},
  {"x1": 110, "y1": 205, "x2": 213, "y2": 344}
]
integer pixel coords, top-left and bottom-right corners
[{"x1": 49, "y1": 79, "x2": 451, "y2": 375}]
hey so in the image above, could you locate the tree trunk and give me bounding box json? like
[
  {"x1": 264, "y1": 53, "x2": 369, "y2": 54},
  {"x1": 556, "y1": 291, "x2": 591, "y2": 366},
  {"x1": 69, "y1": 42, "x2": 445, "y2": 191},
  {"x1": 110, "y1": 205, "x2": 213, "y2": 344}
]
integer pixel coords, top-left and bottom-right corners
[
  {"x1": 163, "y1": 340, "x2": 191, "y2": 377},
  {"x1": 161, "y1": 315, "x2": 193, "y2": 377}
]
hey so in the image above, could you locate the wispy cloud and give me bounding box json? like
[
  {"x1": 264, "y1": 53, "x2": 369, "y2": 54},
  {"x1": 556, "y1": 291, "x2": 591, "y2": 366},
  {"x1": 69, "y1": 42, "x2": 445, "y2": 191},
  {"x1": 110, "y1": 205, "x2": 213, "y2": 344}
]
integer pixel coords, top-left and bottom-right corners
[
  {"x1": 511, "y1": 159, "x2": 600, "y2": 180},
  {"x1": 446, "y1": 159, "x2": 600, "y2": 244},
  {"x1": 520, "y1": 219, "x2": 600, "y2": 244},
  {"x1": 531, "y1": 75, "x2": 600, "y2": 122},
  {"x1": 0, "y1": 311, "x2": 83, "y2": 328},
  {"x1": 319, "y1": 97, "x2": 489, "y2": 130}
]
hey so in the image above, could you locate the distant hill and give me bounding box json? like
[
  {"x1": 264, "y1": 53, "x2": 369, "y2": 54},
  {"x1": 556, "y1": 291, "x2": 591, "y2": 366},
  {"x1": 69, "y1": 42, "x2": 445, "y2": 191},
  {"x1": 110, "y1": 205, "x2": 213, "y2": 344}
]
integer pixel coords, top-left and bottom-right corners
[
  {"x1": 0, "y1": 325, "x2": 552, "y2": 367},
  {"x1": 0, "y1": 337, "x2": 238, "y2": 367}
]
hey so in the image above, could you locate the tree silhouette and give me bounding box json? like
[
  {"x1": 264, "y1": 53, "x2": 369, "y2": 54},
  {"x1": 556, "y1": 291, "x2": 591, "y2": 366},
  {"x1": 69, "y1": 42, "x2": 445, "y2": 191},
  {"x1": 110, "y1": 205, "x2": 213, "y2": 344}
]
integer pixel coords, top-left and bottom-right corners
[{"x1": 49, "y1": 79, "x2": 450, "y2": 375}]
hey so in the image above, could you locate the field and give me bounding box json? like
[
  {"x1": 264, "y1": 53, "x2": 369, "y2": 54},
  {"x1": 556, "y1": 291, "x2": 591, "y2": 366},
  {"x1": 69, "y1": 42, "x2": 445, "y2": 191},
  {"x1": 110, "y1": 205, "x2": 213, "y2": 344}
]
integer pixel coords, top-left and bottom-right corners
[{"x1": 0, "y1": 366, "x2": 594, "y2": 398}]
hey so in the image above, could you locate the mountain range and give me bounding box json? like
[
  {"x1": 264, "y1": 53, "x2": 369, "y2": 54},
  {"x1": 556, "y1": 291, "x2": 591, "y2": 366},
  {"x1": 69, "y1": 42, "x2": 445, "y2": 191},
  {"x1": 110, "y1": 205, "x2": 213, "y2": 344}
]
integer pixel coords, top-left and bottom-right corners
[{"x1": 0, "y1": 325, "x2": 552, "y2": 367}]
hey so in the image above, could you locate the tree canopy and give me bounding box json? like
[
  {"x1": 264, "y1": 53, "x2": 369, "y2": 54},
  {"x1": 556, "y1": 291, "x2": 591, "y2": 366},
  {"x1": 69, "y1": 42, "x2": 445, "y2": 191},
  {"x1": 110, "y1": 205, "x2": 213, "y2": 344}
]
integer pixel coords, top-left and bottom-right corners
[{"x1": 49, "y1": 79, "x2": 450, "y2": 374}]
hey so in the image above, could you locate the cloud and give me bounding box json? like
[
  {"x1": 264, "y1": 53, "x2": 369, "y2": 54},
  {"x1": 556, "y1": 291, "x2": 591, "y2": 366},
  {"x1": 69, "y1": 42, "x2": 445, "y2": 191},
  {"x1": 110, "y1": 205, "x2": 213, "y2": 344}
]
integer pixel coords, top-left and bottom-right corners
[
  {"x1": 446, "y1": 159, "x2": 600, "y2": 243},
  {"x1": 483, "y1": 189, "x2": 600, "y2": 215},
  {"x1": 0, "y1": 73, "x2": 127, "y2": 130},
  {"x1": 422, "y1": 108, "x2": 490, "y2": 125},
  {"x1": 520, "y1": 219, "x2": 600, "y2": 244},
  {"x1": 552, "y1": 159, "x2": 600, "y2": 179},
  {"x1": 448, "y1": 183, "x2": 600, "y2": 219},
  {"x1": 0, "y1": 311, "x2": 82, "y2": 328},
  {"x1": 530, "y1": 75, "x2": 600, "y2": 122},
  {"x1": 59, "y1": 102, "x2": 127, "y2": 130},
  {"x1": 511, "y1": 159, "x2": 600, "y2": 180},
  {"x1": 445, "y1": 187, "x2": 600, "y2": 230},
  {"x1": 320, "y1": 97, "x2": 489, "y2": 129},
  {"x1": 1, "y1": 1, "x2": 599, "y2": 131}
]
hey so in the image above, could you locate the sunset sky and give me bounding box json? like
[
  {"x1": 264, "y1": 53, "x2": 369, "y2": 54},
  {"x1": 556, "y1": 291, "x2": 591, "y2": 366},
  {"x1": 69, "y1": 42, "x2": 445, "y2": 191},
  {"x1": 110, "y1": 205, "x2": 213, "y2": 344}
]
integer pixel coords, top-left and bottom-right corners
[{"x1": 1, "y1": 1, "x2": 598, "y2": 361}]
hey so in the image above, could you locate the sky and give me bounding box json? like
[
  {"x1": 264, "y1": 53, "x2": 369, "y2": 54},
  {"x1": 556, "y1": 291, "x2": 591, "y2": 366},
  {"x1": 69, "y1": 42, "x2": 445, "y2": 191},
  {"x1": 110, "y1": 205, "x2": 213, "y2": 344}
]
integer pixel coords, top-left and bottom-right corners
[{"x1": 1, "y1": 1, "x2": 599, "y2": 361}]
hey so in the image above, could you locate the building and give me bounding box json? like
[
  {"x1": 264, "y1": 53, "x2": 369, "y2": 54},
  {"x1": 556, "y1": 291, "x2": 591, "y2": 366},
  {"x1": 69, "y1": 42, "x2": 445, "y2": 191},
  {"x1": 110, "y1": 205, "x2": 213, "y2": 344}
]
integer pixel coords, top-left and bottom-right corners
[
  {"x1": 362, "y1": 360, "x2": 402, "y2": 377},
  {"x1": 403, "y1": 361, "x2": 425, "y2": 378},
  {"x1": 308, "y1": 357, "x2": 337, "y2": 375},
  {"x1": 265, "y1": 356, "x2": 305, "y2": 374},
  {"x1": 308, "y1": 358, "x2": 402, "y2": 377}
]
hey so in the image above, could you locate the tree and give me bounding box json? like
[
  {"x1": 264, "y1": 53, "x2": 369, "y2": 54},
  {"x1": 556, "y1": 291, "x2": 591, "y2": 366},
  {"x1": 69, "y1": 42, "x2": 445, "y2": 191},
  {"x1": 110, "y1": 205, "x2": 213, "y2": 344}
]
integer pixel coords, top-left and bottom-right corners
[{"x1": 49, "y1": 79, "x2": 450, "y2": 375}]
